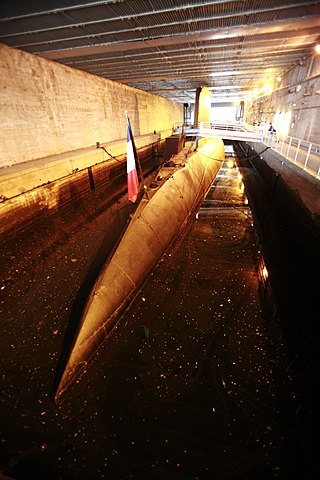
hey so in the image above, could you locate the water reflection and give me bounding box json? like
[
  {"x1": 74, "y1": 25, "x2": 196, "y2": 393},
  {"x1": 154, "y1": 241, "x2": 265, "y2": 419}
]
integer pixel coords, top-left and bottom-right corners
[
  {"x1": 1, "y1": 154, "x2": 304, "y2": 479},
  {"x1": 78, "y1": 155, "x2": 299, "y2": 479}
]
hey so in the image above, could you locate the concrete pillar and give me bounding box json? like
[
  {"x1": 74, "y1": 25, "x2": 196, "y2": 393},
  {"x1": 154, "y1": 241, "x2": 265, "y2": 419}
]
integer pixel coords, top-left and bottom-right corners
[{"x1": 193, "y1": 87, "x2": 211, "y2": 127}]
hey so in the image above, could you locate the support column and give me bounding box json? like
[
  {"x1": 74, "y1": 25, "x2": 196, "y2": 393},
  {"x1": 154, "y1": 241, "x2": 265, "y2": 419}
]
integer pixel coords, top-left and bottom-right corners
[{"x1": 193, "y1": 87, "x2": 211, "y2": 127}]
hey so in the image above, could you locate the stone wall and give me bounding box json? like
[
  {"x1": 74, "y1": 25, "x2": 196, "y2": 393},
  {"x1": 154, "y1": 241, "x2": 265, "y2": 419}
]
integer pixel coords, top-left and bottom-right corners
[{"x1": 0, "y1": 43, "x2": 183, "y2": 168}]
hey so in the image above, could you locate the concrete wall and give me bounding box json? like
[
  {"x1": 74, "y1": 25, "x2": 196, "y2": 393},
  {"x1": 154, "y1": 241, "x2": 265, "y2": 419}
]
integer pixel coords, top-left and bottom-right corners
[
  {"x1": 246, "y1": 52, "x2": 320, "y2": 144},
  {"x1": 0, "y1": 43, "x2": 183, "y2": 168},
  {"x1": 247, "y1": 141, "x2": 320, "y2": 219},
  {"x1": 0, "y1": 132, "x2": 161, "y2": 200},
  {"x1": 0, "y1": 141, "x2": 163, "y2": 240}
]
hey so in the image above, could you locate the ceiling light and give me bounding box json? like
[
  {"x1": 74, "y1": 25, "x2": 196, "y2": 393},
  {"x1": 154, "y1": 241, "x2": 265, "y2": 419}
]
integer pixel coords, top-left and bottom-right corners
[
  {"x1": 276, "y1": 76, "x2": 282, "y2": 82},
  {"x1": 315, "y1": 44, "x2": 320, "y2": 54}
]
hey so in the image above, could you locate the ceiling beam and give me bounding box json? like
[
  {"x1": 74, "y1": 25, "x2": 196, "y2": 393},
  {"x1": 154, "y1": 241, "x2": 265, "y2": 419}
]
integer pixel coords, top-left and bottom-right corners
[
  {"x1": 111, "y1": 68, "x2": 287, "y2": 83},
  {"x1": 1, "y1": 1, "x2": 315, "y2": 39},
  {"x1": 36, "y1": 16, "x2": 320, "y2": 60},
  {"x1": 0, "y1": 0, "x2": 234, "y2": 22},
  {"x1": 62, "y1": 30, "x2": 319, "y2": 67}
]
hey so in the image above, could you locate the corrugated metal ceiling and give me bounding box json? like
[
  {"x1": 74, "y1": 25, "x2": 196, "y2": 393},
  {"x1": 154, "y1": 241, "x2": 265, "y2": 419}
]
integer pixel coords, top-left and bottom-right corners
[{"x1": 0, "y1": 0, "x2": 319, "y2": 103}]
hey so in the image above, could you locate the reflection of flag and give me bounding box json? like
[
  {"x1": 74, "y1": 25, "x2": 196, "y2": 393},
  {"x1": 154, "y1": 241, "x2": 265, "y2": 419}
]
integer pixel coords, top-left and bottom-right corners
[
  {"x1": 126, "y1": 114, "x2": 139, "y2": 203},
  {"x1": 143, "y1": 316, "x2": 150, "y2": 339}
]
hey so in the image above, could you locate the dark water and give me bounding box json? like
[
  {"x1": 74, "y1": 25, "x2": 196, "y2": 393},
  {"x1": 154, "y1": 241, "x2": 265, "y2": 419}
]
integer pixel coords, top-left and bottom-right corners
[{"x1": 0, "y1": 155, "x2": 317, "y2": 479}]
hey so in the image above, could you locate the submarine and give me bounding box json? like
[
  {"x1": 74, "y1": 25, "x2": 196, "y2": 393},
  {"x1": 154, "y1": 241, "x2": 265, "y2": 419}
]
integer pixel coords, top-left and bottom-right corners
[{"x1": 55, "y1": 134, "x2": 225, "y2": 403}]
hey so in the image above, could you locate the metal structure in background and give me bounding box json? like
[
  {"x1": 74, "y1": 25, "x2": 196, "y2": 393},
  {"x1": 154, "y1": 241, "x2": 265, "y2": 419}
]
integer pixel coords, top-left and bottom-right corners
[{"x1": 0, "y1": 1, "x2": 320, "y2": 104}]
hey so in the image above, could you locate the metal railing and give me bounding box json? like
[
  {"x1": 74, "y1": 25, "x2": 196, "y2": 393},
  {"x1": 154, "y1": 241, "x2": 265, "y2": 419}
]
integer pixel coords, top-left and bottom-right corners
[
  {"x1": 174, "y1": 121, "x2": 262, "y2": 142},
  {"x1": 260, "y1": 131, "x2": 320, "y2": 179},
  {"x1": 174, "y1": 121, "x2": 320, "y2": 180}
]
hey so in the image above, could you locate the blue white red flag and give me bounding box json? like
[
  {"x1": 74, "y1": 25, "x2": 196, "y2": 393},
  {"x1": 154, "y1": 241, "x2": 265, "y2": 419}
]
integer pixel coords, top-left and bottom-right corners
[{"x1": 126, "y1": 113, "x2": 139, "y2": 203}]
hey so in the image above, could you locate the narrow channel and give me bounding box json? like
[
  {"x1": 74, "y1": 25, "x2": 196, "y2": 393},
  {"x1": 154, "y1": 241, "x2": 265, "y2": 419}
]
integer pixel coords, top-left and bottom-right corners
[
  {"x1": 86, "y1": 145, "x2": 302, "y2": 479},
  {"x1": 0, "y1": 143, "x2": 316, "y2": 479}
]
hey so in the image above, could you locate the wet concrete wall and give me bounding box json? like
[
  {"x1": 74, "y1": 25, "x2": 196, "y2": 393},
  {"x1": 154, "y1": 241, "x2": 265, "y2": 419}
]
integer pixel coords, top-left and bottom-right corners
[
  {"x1": 0, "y1": 132, "x2": 162, "y2": 200},
  {"x1": 0, "y1": 141, "x2": 163, "y2": 241},
  {"x1": 0, "y1": 43, "x2": 183, "y2": 168},
  {"x1": 245, "y1": 141, "x2": 320, "y2": 221}
]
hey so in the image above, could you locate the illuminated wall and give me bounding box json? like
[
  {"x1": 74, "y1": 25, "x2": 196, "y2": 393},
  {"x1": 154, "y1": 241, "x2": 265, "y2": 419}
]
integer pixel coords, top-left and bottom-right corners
[
  {"x1": 0, "y1": 43, "x2": 183, "y2": 168},
  {"x1": 246, "y1": 53, "x2": 320, "y2": 144}
]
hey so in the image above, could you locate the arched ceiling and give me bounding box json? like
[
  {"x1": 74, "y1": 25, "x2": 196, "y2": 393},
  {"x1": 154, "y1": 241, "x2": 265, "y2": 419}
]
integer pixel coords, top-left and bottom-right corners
[{"x1": 1, "y1": 0, "x2": 320, "y2": 104}]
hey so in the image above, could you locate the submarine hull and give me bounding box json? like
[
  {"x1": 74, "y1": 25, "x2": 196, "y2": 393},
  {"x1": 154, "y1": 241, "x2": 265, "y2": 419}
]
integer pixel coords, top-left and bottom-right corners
[{"x1": 55, "y1": 137, "x2": 225, "y2": 403}]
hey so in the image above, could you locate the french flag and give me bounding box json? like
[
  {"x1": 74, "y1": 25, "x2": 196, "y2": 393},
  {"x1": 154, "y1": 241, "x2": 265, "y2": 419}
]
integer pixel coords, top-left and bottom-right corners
[{"x1": 126, "y1": 113, "x2": 139, "y2": 203}]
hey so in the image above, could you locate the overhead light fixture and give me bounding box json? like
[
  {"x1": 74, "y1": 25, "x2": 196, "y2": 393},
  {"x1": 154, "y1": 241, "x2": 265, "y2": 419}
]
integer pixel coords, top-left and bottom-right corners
[
  {"x1": 276, "y1": 76, "x2": 282, "y2": 82},
  {"x1": 315, "y1": 44, "x2": 320, "y2": 54}
]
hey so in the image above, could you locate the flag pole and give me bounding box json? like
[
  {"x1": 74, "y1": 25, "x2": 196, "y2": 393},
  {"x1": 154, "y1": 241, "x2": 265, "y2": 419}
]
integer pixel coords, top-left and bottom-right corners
[{"x1": 125, "y1": 112, "x2": 149, "y2": 199}]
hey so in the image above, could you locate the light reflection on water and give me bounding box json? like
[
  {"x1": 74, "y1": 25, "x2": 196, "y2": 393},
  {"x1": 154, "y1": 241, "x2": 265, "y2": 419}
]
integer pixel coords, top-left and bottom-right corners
[
  {"x1": 82, "y1": 156, "x2": 298, "y2": 479},
  {"x1": 1, "y1": 155, "x2": 302, "y2": 480}
]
